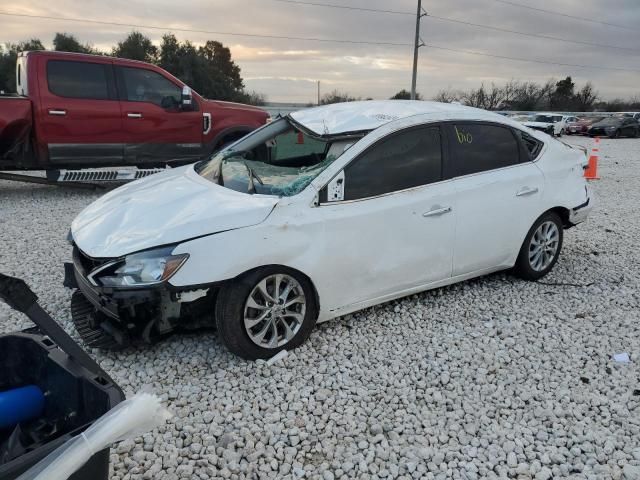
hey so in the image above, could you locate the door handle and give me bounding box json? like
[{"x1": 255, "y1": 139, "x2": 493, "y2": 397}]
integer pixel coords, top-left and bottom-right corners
[
  {"x1": 423, "y1": 206, "x2": 452, "y2": 217},
  {"x1": 48, "y1": 109, "x2": 66, "y2": 116},
  {"x1": 127, "y1": 113, "x2": 143, "y2": 118},
  {"x1": 516, "y1": 187, "x2": 539, "y2": 197}
]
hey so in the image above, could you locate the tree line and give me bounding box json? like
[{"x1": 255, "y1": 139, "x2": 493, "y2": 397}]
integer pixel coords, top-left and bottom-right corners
[
  {"x1": 0, "y1": 32, "x2": 266, "y2": 105},
  {"x1": 370, "y1": 79, "x2": 637, "y2": 112}
]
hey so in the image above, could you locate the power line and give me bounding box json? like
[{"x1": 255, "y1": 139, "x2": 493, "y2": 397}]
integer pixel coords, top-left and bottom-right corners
[
  {"x1": 425, "y1": 43, "x2": 640, "y2": 73},
  {"x1": 0, "y1": 11, "x2": 411, "y2": 47},
  {"x1": 267, "y1": 0, "x2": 640, "y2": 53},
  {"x1": 488, "y1": 0, "x2": 639, "y2": 32},
  {"x1": 1, "y1": 10, "x2": 638, "y2": 73},
  {"x1": 427, "y1": 14, "x2": 640, "y2": 54},
  {"x1": 270, "y1": 0, "x2": 412, "y2": 15}
]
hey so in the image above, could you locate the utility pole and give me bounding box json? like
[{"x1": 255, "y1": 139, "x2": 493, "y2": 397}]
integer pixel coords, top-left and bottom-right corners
[
  {"x1": 317, "y1": 81, "x2": 321, "y2": 105},
  {"x1": 411, "y1": 0, "x2": 426, "y2": 100}
]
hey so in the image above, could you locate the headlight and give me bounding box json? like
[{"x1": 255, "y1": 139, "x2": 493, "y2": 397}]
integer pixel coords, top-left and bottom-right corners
[{"x1": 90, "y1": 246, "x2": 189, "y2": 288}]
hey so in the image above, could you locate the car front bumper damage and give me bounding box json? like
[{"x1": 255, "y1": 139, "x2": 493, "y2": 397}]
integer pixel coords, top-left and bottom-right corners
[{"x1": 64, "y1": 247, "x2": 216, "y2": 348}]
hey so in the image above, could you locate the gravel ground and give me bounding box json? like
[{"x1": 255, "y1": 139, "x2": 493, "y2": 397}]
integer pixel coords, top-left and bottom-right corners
[{"x1": 1, "y1": 135, "x2": 639, "y2": 480}]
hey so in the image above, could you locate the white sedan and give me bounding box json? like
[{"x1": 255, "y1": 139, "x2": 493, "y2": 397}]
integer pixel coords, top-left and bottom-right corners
[
  {"x1": 67, "y1": 101, "x2": 593, "y2": 359},
  {"x1": 523, "y1": 114, "x2": 578, "y2": 137}
]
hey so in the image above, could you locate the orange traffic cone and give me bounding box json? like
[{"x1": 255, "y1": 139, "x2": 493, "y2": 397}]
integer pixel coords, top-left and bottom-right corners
[{"x1": 584, "y1": 137, "x2": 600, "y2": 180}]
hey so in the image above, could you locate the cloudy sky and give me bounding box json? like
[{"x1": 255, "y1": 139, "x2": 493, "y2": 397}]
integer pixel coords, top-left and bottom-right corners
[{"x1": 2, "y1": 0, "x2": 639, "y2": 103}]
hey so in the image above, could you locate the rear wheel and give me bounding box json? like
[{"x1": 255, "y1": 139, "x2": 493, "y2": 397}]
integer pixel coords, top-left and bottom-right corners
[
  {"x1": 610, "y1": 129, "x2": 620, "y2": 139},
  {"x1": 513, "y1": 212, "x2": 563, "y2": 281},
  {"x1": 215, "y1": 267, "x2": 318, "y2": 360}
]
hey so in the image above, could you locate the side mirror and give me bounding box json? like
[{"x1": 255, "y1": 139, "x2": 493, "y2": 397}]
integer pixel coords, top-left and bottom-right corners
[
  {"x1": 181, "y1": 86, "x2": 193, "y2": 110},
  {"x1": 326, "y1": 171, "x2": 345, "y2": 202}
]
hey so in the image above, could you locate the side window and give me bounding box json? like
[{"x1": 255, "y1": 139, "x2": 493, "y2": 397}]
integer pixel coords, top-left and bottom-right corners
[
  {"x1": 515, "y1": 130, "x2": 543, "y2": 161},
  {"x1": 119, "y1": 67, "x2": 181, "y2": 108},
  {"x1": 47, "y1": 60, "x2": 110, "y2": 100},
  {"x1": 343, "y1": 126, "x2": 442, "y2": 201},
  {"x1": 450, "y1": 123, "x2": 520, "y2": 176}
]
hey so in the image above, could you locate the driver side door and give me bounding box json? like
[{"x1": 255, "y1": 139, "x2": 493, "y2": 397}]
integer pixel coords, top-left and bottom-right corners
[{"x1": 116, "y1": 65, "x2": 204, "y2": 165}]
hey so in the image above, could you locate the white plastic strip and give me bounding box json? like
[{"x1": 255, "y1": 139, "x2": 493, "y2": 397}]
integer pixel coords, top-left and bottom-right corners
[{"x1": 17, "y1": 393, "x2": 172, "y2": 480}]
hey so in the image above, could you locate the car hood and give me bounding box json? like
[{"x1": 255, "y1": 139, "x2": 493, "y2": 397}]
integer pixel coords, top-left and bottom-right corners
[{"x1": 71, "y1": 165, "x2": 279, "y2": 258}]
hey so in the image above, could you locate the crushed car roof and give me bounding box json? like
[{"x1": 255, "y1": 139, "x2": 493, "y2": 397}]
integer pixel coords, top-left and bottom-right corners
[{"x1": 289, "y1": 100, "x2": 519, "y2": 136}]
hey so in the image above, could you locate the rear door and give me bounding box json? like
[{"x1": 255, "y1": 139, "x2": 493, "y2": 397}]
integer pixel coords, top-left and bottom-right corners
[
  {"x1": 447, "y1": 122, "x2": 544, "y2": 276},
  {"x1": 38, "y1": 58, "x2": 123, "y2": 166},
  {"x1": 116, "y1": 66, "x2": 204, "y2": 165}
]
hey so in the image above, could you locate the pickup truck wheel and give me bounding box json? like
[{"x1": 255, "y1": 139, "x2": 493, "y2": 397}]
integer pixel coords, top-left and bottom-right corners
[
  {"x1": 513, "y1": 212, "x2": 564, "y2": 281},
  {"x1": 215, "y1": 267, "x2": 318, "y2": 360}
]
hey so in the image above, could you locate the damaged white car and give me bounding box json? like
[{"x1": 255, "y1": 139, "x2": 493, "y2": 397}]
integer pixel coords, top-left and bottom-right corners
[
  {"x1": 67, "y1": 101, "x2": 593, "y2": 359},
  {"x1": 523, "y1": 114, "x2": 576, "y2": 137}
]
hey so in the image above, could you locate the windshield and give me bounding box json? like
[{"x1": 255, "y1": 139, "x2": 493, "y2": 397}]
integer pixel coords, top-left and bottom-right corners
[
  {"x1": 533, "y1": 115, "x2": 555, "y2": 123},
  {"x1": 196, "y1": 118, "x2": 358, "y2": 196},
  {"x1": 596, "y1": 118, "x2": 621, "y2": 126}
]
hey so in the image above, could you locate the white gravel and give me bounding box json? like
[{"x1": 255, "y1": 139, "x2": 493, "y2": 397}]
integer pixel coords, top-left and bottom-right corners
[{"x1": 1, "y1": 135, "x2": 639, "y2": 479}]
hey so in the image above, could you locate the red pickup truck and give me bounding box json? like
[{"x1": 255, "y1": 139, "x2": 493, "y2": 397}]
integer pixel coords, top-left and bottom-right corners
[{"x1": 0, "y1": 51, "x2": 269, "y2": 173}]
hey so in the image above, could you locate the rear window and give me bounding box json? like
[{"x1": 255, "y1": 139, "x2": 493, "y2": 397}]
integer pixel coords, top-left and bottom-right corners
[
  {"x1": 450, "y1": 123, "x2": 520, "y2": 176},
  {"x1": 47, "y1": 60, "x2": 110, "y2": 100},
  {"x1": 516, "y1": 130, "x2": 544, "y2": 160}
]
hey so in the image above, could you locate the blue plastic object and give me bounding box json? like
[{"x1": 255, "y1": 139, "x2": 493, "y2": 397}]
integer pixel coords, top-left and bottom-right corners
[{"x1": 0, "y1": 385, "x2": 45, "y2": 429}]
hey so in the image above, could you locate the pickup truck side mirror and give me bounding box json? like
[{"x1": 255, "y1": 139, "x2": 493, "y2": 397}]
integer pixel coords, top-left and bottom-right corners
[{"x1": 181, "y1": 86, "x2": 194, "y2": 111}]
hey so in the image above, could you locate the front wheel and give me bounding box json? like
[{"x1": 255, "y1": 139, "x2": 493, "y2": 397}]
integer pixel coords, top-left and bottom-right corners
[
  {"x1": 215, "y1": 267, "x2": 318, "y2": 360},
  {"x1": 513, "y1": 212, "x2": 564, "y2": 281}
]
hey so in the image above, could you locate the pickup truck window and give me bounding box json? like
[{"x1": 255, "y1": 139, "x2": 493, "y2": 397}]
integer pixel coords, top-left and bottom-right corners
[
  {"x1": 47, "y1": 60, "x2": 111, "y2": 100},
  {"x1": 119, "y1": 67, "x2": 182, "y2": 108}
]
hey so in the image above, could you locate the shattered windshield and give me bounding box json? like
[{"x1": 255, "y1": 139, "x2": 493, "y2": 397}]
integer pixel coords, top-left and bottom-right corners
[{"x1": 196, "y1": 118, "x2": 356, "y2": 196}]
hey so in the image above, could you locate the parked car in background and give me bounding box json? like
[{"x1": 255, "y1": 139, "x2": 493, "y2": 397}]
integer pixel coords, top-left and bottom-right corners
[
  {"x1": 617, "y1": 112, "x2": 640, "y2": 121},
  {"x1": 566, "y1": 116, "x2": 605, "y2": 135},
  {"x1": 588, "y1": 116, "x2": 640, "y2": 138},
  {"x1": 523, "y1": 114, "x2": 574, "y2": 137},
  {"x1": 0, "y1": 51, "x2": 268, "y2": 174},
  {"x1": 67, "y1": 101, "x2": 593, "y2": 359}
]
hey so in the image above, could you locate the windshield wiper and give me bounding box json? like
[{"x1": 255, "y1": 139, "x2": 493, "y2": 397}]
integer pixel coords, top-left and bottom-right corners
[{"x1": 243, "y1": 162, "x2": 264, "y2": 194}]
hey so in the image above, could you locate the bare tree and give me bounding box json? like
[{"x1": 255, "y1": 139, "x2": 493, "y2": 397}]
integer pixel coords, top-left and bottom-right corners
[
  {"x1": 483, "y1": 83, "x2": 505, "y2": 110},
  {"x1": 320, "y1": 90, "x2": 360, "y2": 105},
  {"x1": 574, "y1": 82, "x2": 598, "y2": 111},
  {"x1": 432, "y1": 87, "x2": 460, "y2": 103},
  {"x1": 460, "y1": 84, "x2": 485, "y2": 108}
]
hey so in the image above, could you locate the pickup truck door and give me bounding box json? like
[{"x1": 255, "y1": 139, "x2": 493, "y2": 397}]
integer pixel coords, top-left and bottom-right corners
[
  {"x1": 116, "y1": 66, "x2": 205, "y2": 166},
  {"x1": 38, "y1": 58, "x2": 124, "y2": 166}
]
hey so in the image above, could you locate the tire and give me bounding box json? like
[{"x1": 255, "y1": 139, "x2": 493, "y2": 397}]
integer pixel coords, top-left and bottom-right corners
[
  {"x1": 610, "y1": 129, "x2": 620, "y2": 139},
  {"x1": 513, "y1": 212, "x2": 564, "y2": 281},
  {"x1": 215, "y1": 266, "x2": 318, "y2": 360}
]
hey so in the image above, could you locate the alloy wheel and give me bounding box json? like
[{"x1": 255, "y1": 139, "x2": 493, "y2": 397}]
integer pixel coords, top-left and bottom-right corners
[
  {"x1": 528, "y1": 221, "x2": 560, "y2": 272},
  {"x1": 243, "y1": 274, "x2": 306, "y2": 349}
]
